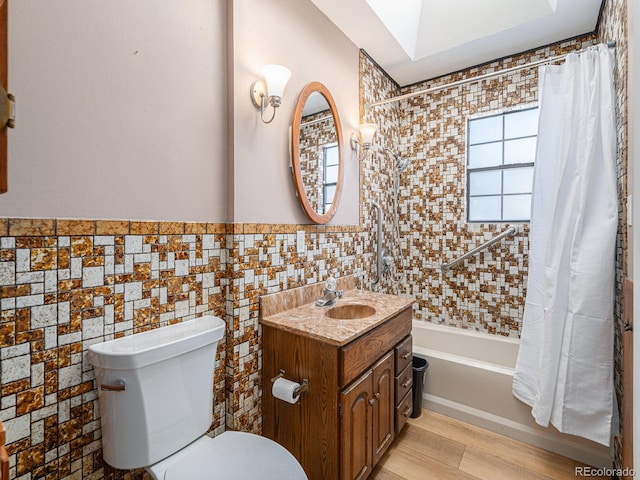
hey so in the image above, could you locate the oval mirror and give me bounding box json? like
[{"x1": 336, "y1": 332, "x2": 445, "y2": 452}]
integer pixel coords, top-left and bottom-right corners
[{"x1": 291, "y1": 82, "x2": 344, "y2": 224}]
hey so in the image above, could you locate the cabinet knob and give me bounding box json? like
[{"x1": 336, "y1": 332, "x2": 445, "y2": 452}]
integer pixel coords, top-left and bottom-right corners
[
  {"x1": 402, "y1": 352, "x2": 411, "y2": 360},
  {"x1": 369, "y1": 398, "x2": 375, "y2": 406},
  {"x1": 401, "y1": 378, "x2": 411, "y2": 388},
  {"x1": 374, "y1": 392, "x2": 380, "y2": 399}
]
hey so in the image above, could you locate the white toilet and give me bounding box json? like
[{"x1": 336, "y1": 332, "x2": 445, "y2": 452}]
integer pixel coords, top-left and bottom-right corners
[{"x1": 88, "y1": 315, "x2": 307, "y2": 479}]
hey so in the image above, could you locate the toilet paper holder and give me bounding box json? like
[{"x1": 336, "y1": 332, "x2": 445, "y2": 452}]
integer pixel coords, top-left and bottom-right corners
[{"x1": 271, "y1": 369, "x2": 309, "y2": 398}]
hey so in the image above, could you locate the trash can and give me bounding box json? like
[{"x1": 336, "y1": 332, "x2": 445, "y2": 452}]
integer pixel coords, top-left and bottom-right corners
[{"x1": 411, "y1": 356, "x2": 428, "y2": 418}]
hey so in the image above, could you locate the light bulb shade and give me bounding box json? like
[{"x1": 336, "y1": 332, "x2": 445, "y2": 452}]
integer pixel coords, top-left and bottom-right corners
[
  {"x1": 262, "y1": 64, "x2": 291, "y2": 99},
  {"x1": 358, "y1": 122, "x2": 377, "y2": 145}
]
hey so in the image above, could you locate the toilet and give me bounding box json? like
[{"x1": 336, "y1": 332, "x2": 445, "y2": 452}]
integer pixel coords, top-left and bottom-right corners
[{"x1": 88, "y1": 315, "x2": 307, "y2": 479}]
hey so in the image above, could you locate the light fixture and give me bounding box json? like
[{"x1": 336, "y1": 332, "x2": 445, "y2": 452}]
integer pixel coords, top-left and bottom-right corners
[
  {"x1": 350, "y1": 122, "x2": 377, "y2": 160},
  {"x1": 250, "y1": 64, "x2": 292, "y2": 124}
]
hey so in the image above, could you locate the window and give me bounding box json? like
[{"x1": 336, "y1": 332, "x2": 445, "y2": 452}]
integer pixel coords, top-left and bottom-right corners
[
  {"x1": 322, "y1": 144, "x2": 339, "y2": 213},
  {"x1": 466, "y1": 107, "x2": 538, "y2": 222}
]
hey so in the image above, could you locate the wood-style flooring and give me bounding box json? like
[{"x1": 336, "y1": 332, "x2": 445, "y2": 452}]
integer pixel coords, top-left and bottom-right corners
[{"x1": 371, "y1": 409, "x2": 608, "y2": 480}]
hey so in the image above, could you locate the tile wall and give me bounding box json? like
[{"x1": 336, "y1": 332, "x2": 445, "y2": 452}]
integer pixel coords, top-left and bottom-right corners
[
  {"x1": 359, "y1": 35, "x2": 600, "y2": 337},
  {"x1": 223, "y1": 224, "x2": 365, "y2": 434},
  {"x1": 0, "y1": 219, "x2": 227, "y2": 479}
]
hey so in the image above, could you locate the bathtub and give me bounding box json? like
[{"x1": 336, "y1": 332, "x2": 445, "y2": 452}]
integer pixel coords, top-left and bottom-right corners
[{"x1": 412, "y1": 321, "x2": 611, "y2": 468}]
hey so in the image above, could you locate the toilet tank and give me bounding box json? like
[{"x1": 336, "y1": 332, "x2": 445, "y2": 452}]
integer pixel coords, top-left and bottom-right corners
[{"x1": 88, "y1": 315, "x2": 225, "y2": 470}]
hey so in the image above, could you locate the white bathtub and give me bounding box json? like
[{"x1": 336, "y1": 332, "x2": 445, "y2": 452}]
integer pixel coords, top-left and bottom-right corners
[{"x1": 412, "y1": 321, "x2": 611, "y2": 468}]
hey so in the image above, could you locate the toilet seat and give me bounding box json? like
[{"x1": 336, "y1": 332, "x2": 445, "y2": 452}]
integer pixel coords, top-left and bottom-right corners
[{"x1": 147, "y1": 431, "x2": 307, "y2": 480}]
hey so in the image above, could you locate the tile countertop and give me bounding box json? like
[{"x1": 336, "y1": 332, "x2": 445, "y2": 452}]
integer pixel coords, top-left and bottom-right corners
[{"x1": 260, "y1": 289, "x2": 415, "y2": 346}]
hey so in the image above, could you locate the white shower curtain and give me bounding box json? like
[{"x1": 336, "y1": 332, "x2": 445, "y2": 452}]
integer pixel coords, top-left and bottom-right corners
[{"x1": 512, "y1": 44, "x2": 617, "y2": 446}]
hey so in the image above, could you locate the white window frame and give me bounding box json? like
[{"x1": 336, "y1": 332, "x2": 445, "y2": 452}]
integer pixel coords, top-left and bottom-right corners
[
  {"x1": 466, "y1": 104, "x2": 538, "y2": 223},
  {"x1": 322, "y1": 143, "x2": 339, "y2": 214}
]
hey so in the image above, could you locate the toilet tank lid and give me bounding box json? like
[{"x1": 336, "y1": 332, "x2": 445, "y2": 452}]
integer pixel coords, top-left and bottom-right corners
[{"x1": 88, "y1": 315, "x2": 225, "y2": 370}]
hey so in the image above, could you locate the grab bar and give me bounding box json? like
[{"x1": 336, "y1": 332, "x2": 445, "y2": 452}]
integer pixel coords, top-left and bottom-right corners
[
  {"x1": 441, "y1": 226, "x2": 518, "y2": 272},
  {"x1": 371, "y1": 201, "x2": 383, "y2": 286}
]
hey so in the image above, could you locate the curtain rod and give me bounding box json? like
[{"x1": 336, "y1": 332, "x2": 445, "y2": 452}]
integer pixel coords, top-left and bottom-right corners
[{"x1": 365, "y1": 41, "x2": 616, "y2": 111}]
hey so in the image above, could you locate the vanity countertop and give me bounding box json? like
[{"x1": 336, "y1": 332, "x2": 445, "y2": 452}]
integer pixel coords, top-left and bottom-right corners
[{"x1": 260, "y1": 288, "x2": 414, "y2": 346}]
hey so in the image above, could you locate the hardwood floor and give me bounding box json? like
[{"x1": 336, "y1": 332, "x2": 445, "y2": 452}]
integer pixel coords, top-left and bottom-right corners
[{"x1": 371, "y1": 410, "x2": 608, "y2": 480}]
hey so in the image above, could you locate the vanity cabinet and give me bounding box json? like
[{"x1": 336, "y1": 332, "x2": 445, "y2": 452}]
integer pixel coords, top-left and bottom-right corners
[
  {"x1": 340, "y1": 351, "x2": 394, "y2": 480},
  {"x1": 262, "y1": 306, "x2": 412, "y2": 480}
]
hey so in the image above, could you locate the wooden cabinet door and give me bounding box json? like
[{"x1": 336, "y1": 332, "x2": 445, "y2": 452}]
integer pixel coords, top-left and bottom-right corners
[
  {"x1": 340, "y1": 369, "x2": 373, "y2": 480},
  {"x1": 372, "y1": 351, "x2": 395, "y2": 464}
]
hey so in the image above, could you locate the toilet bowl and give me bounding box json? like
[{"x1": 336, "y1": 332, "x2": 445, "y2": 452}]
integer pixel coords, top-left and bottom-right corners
[
  {"x1": 147, "y1": 432, "x2": 305, "y2": 479},
  {"x1": 88, "y1": 316, "x2": 307, "y2": 479}
]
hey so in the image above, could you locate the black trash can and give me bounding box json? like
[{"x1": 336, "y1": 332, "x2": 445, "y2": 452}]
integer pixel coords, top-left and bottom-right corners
[{"x1": 411, "y1": 356, "x2": 429, "y2": 418}]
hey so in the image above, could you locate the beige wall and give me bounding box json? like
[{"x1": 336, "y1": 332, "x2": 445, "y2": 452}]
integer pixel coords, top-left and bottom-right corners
[
  {"x1": 2, "y1": 0, "x2": 227, "y2": 222},
  {"x1": 230, "y1": 0, "x2": 360, "y2": 225},
  {"x1": 2, "y1": 0, "x2": 360, "y2": 226}
]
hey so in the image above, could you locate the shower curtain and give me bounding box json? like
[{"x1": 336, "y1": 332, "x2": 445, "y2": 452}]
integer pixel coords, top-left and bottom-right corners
[{"x1": 512, "y1": 44, "x2": 617, "y2": 446}]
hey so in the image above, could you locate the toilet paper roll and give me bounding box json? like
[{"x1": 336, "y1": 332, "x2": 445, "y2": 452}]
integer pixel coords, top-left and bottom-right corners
[{"x1": 272, "y1": 378, "x2": 300, "y2": 404}]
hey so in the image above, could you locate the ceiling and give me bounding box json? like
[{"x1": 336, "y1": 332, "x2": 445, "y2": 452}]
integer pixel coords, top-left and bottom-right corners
[{"x1": 310, "y1": 0, "x2": 603, "y2": 86}]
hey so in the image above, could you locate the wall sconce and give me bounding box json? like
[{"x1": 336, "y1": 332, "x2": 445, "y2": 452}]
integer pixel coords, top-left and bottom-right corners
[
  {"x1": 350, "y1": 122, "x2": 377, "y2": 160},
  {"x1": 250, "y1": 64, "x2": 292, "y2": 124}
]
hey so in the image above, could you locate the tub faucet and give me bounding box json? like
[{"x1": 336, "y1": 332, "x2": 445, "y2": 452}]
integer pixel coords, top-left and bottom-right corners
[{"x1": 315, "y1": 288, "x2": 344, "y2": 307}]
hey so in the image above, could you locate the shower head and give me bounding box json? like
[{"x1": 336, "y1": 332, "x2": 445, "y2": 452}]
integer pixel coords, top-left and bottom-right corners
[{"x1": 384, "y1": 147, "x2": 412, "y2": 175}]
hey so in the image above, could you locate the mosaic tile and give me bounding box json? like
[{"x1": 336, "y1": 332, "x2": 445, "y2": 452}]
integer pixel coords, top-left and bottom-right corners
[
  {"x1": 8, "y1": 219, "x2": 56, "y2": 237},
  {"x1": 56, "y1": 221, "x2": 94, "y2": 237}
]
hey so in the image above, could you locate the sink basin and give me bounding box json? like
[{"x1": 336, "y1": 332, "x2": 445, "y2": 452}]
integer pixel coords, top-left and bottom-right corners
[{"x1": 325, "y1": 304, "x2": 376, "y2": 320}]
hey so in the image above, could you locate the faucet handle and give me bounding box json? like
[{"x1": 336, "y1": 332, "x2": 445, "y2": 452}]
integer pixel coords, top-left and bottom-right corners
[
  {"x1": 325, "y1": 276, "x2": 337, "y2": 292},
  {"x1": 336, "y1": 290, "x2": 344, "y2": 298}
]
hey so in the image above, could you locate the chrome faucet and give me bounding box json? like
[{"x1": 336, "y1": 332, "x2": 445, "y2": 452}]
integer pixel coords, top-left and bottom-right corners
[
  {"x1": 315, "y1": 288, "x2": 344, "y2": 307},
  {"x1": 315, "y1": 277, "x2": 343, "y2": 307}
]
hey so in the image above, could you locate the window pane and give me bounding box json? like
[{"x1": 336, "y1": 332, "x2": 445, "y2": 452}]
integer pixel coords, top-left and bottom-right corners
[
  {"x1": 324, "y1": 184, "x2": 336, "y2": 204},
  {"x1": 324, "y1": 146, "x2": 339, "y2": 166},
  {"x1": 503, "y1": 167, "x2": 533, "y2": 194},
  {"x1": 469, "y1": 196, "x2": 501, "y2": 221},
  {"x1": 504, "y1": 108, "x2": 538, "y2": 139},
  {"x1": 503, "y1": 194, "x2": 531, "y2": 220},
  {"x1": 468, "y1": 142, "x2": 502, "y2": 168},
  {"x1": 469, "y1": 170, "x2": 501, "y2": 196},
  {"x1": 504, "y1": 137, "x2": 536, "y2": 164},
  {"x1": 325, "y1": 164, "x2": 338, "y2": 183},
  {"x1": 469, "y1": 116, "x2": 502, "y2": 144}
]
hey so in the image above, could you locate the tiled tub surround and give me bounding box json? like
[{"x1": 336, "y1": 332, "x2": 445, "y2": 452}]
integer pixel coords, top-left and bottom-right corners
[
  {"x1": 0, "y1": 219, "x2": 228, "y2": 480},
  {"x1": 0, "y1": 219, "x2": 367, "y2": 479},
  {"x1": 359, "y1": 35, "x2": 599, "y2": 338}
]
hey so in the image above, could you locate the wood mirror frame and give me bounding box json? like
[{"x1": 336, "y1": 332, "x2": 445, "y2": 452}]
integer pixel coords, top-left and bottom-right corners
[{"x1": 291, "y1": 81, "x2": 344, "y2": 224}]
